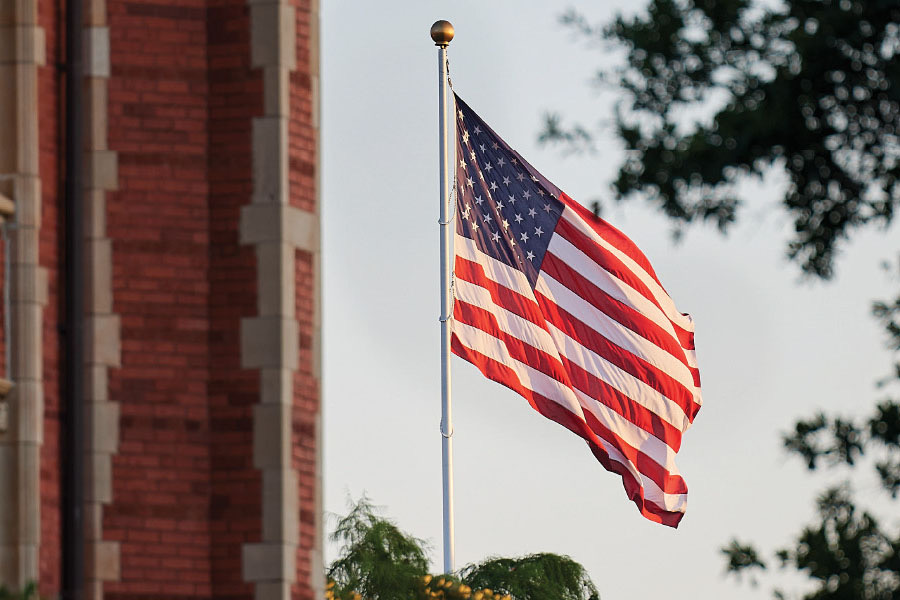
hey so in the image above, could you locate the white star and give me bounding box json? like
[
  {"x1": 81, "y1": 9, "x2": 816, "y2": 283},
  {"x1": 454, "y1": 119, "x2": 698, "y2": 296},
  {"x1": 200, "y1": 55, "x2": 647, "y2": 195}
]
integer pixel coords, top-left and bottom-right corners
[
  {"x1": 509, "y1": 238, "x2": 515, "y2": 247},
  {"x1": 474, "y1": 195, "x2": 483, "y2": 205},
  {"x1": 497, "y1": 157, "x2": 506, "y2": 167},
  {"x1": 466, "y1": 176, "x2": 474, "y2": 187},
  {"x1": 502, "y1": 176, "x2": 511, "y2": 186},
  {"x1": 508, "y1": 194, "x2": 517, "y2": 205},
  {"x1": 479, "y1": 144, "x2": 486, "y2": 152},
  {"x1": 489, "y1": 181, "x2": 498, "y2": 192},
  {"x1": 538, "y1": 189, "x2": 546, "y2": 196},
  {"x1": 514, "y1": 213, "x2": 523, "y2": 224},
  {"x1": 520, "y1": 231, "x2": 529, "y2": 242},
  {"x1": 484, "y1": 163, "x2": 493, "y2": 172},
  {"x1": 526, "y1": 251, "x2": 535, "y2": 261},
  {"x1": 462, "y1": 208, "x2": 470, "y2": 219},
  {"x1": 459, "y1": 159, "x2": 466, "y2": 168},
  {"x1": 523, "y1": 190, "x2": 531, "y2": 200},
  {"x1": 462, "y1": 130, "x2": 469, "y2": 143},
  {"x1": 484, "y1": 213, "x2": 492, "y2": 223},
  {"x1": 542, "y1": 203, "x2": 552, "y2": 213},
  {"x1": 491, "y1": 231, "x2": 501, "y2": 243},
  {"x1": 511, "y1": 158, "x2": 518, "y2": 165},
  {"x1": 471, "y1": 221, "x2": 479, "y2": 231},
  {"x1": 534, "y1": 226, "x2": 544, "y2": 238},
  {"x1": 495, "y1": 200, "x2": 504, "y2": 210},
  {"x1": 491, "y1": 142, "x2": 499, "y2": 150},
  {"x1": 528, "y1": 208, "x2": 537, "y2": 218},
  {"x1": 474, "y1": 125, "x2": 481, "y2": 134},
  {"x1": 516, "y1": 172, "x2": 525, "y2": 182},
  {"x1": 502, "y1": 219, "x2": 510, "y2": 230},
  {"x1": 458, "y1": 109, "x2": 464, "y2": 120},
  {"x1": 470, "y1": 150, "x2": 476, "y2": 161}
]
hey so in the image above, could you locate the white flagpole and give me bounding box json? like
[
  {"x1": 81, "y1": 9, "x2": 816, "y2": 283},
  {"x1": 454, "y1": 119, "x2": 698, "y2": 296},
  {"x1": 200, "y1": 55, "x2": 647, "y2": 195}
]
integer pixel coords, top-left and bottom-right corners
[{"x1": 431, "y1": 19, "x2": 455, "y2": 575}]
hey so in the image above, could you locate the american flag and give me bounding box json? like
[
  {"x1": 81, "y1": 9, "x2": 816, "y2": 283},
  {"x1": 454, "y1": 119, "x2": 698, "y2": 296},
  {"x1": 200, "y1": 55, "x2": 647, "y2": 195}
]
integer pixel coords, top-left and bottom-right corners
[{"x1": 450, "y1": 95, "x2": 702, "y2": 527}]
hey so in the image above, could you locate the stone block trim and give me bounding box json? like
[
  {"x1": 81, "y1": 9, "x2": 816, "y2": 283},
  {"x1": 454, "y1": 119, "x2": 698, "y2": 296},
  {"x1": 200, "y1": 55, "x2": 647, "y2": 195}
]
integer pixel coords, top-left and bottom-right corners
[
  {"x1": 0, "y1": 0, "x2": 45, "y2": 589},
  {"x1": 81, "y1": 12, "x2": 121, "y2": 600}
]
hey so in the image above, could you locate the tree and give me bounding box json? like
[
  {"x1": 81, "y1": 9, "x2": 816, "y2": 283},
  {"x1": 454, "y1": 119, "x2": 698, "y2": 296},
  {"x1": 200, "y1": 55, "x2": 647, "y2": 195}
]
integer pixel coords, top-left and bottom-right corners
[
  {"x1": 542, "y1": 0, "x2": 900, "y2": 597},
  {"x1": 326, "y1": 497, "x2": 600, "y2": 600}
]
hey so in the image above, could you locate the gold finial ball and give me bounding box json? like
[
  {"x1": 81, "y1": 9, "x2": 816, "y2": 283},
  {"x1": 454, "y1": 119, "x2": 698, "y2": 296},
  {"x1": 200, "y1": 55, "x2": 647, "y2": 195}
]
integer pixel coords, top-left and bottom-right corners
[{"x1": 430, "y1": 20, "x2": 454, "y2": 47}]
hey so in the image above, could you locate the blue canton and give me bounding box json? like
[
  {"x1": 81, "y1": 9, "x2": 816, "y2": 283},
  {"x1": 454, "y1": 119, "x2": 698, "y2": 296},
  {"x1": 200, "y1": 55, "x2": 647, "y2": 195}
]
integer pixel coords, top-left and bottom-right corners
[{"x1": 454, "y1": 95, "x2": 564, "y2": 288}]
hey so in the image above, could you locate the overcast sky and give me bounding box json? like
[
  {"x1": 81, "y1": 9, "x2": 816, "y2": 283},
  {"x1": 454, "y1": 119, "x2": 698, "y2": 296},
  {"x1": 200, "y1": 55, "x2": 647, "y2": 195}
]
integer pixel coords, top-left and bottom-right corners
[{"x1": 320, "y1": 2, "x2": 899, "y2": 598}]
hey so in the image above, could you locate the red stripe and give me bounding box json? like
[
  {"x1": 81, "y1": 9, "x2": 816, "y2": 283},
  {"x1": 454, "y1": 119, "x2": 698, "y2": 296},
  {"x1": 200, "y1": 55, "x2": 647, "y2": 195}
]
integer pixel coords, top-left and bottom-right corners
[
  {"x1": 455, "y1": 256, "x2": 546, "y2": 330},
  {"x1": 542, "y1": 252, "x2": 697, "y2": 378},
  {"x1": 559, "y1": 354, "x2": 684, "y2": 451},
  {"x1": 536, "y1": 291, "x2": 701, "y2": 423},
  {"x1": 554, "y1": 215, "x2": 696, "y2": 352},
  {"x1": 451, "y1": 334, "x2": 685, "y2": 528},
  {"x1": 558, "y1": 192, "x2": 663, "y2": 289},
  {"x1": 453, "y1": 300, "x2": 572, "y2": 389},
  {"x1": 587, "y1": 443, "x2": 684, "y2": 528},
  {"x1": 581, "y1": 409, "x2": 687, "y2": 495}
]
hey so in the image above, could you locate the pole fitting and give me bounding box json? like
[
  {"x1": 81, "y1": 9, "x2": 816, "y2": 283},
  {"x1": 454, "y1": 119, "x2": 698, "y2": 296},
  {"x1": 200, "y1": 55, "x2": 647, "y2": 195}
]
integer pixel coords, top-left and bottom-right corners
[{"x1": 430, "y1": 20, "x2": 454, "y2": 47}]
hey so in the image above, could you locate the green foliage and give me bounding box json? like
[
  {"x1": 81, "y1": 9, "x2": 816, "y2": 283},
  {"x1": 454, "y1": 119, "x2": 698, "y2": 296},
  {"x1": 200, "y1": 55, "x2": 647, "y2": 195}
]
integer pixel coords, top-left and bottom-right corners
[
  {"x1": 460, "y1": 554, "x2": 600, "y2": 600},
  {"x1": 0, "y1": 582, "x2": 39, "y2": 600},
  {"x1": 546, "y1": 0, "x2": 900, "y2": 279},
  {"x1": 327, "y1": 496, "x2": 430, "y2": 600},
  {"x1": 326, "y1": 498, "x2": 600, "y2": 600}
]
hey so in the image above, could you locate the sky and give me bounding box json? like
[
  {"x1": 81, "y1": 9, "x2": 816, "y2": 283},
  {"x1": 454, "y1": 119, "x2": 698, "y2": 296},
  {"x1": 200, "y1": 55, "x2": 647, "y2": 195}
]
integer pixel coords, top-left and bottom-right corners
[{"x1": 320, "y1": 2, "x2": 900, "y2": 598}]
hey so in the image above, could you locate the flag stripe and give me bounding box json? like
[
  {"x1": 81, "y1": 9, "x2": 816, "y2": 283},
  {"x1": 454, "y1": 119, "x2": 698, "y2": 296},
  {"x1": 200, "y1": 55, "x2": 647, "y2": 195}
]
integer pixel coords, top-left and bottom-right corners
[
  {"x1": 450, "y1": 327, "x2": 687, "y2": 512},
  {"x1": 456, "y1": 267, "x2": 687, "y2": 441},
  {"x1": 547, "y1": 232, "x2": 697, "y2": 362},
  {"x1": 557, "y1": 205, "x2": 696, "y2": 344},
  {"x1": 535, "y1": 290, "x2": 701, "y2": 424},
  {"x1": 538, "y1": 259, "x2": 700, "y2": 393},
  {"x1": 455, "y1": 256, "x2": 548, "y2": 331}
]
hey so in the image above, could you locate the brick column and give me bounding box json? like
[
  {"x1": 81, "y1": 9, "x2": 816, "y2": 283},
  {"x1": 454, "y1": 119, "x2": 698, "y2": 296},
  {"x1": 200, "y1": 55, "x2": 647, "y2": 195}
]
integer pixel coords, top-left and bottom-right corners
[
  {"x1": 0, "y1": 0, "x2": 47, "y2": 587},
  {"x1": 240, "y1": 0, "x2": 321, "y2": 596}
]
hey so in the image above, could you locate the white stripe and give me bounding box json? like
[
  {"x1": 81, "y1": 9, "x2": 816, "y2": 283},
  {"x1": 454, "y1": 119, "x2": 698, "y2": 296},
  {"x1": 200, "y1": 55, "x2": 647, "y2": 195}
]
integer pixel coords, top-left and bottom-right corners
[
  {"x1": 561, "y1": 207, "x2": 695, "y2": 333},
  {"x1": 453, "y1": 321, "x2": 582, "y2": 418},
  {"x1": 573, "y1": 387, "x2": 679, "y2": 472},
  {"x1": 455, "y1": 234, "x2": 533, "y2": 299},
  {"x1": 547, "y1": 236, "x2": 699, "y2": 369},
  {"x1": 454, "y1": 278, "x2": 561, "y2": 363},
  {"x1": 457, "y1": 272, "x2": 689, "y2": 432},
  {"x1": 536, "y1": 273, "x2": 699, "y2": 400},
  {"x1": 454, "y1": 322, "x2": 685, "y2": 512},
  {"x1": 545, "y1": 319, "x2": 691, "y2": 431}
]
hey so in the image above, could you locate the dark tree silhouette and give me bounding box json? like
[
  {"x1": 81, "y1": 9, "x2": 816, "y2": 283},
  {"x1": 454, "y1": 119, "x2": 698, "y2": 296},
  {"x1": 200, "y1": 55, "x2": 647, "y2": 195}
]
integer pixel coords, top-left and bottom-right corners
[{"x1": 543, "y1": 1, "x2": 900, "y2": 598}]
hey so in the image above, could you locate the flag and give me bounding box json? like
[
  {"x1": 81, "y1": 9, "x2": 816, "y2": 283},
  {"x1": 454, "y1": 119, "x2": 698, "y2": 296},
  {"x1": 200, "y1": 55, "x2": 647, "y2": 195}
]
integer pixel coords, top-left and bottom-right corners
[{"x1": 450, "y1": 94, "x2": 702, "y2": 528}]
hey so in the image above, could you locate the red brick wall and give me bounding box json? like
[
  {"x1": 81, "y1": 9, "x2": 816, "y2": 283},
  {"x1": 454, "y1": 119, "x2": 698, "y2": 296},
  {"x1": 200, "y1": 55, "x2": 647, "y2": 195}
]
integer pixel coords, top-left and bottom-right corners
[
  {"x1": 30, "y1": 0, "x2": 316, "y2": 596},
  {"x1": 292, "y1": 249, "x2": 317, "y2": 600},
  {"x1": 207, "y1": 0, "x2": 262, "y2": 597},
  {"x1": 38, "y1": 0, "x2": 61, "y2": 589},
  {"x1": 105, "y1": 0, "x2": 214, "y2": 595},
  {"x1": 290, "y1": 2, "x2": 319, "y2": 596}
]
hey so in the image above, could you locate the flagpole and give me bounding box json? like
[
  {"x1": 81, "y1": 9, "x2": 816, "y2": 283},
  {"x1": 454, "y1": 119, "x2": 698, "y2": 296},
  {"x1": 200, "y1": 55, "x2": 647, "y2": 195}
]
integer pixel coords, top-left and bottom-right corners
[{"x1": 432, "y1": 19, "x2": 455, "y2": 575}]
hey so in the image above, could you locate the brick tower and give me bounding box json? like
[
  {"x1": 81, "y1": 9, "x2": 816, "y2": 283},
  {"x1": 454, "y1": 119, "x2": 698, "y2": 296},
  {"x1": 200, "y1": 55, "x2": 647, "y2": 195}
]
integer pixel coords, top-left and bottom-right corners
[{"x1": 0, "y1": 0, "x2": 323, "y2": 597}]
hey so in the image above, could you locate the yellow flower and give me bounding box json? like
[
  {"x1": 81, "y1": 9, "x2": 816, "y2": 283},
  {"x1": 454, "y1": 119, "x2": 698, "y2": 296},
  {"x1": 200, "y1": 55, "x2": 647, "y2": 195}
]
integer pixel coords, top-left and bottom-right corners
[
  {"x1": 458, "y1": 584, "x2": 471, "y2": 594},
  {"x1": 473, "y1": 592, "x2": 484, "y2": 600},
  {"x1": 423, "y1": 575, "x2": 433, "y2": 584},
  {"x1": 443, "y1": 580, "x2": 453, "y2": 588},
  {"x1": 436, "y1": 578, "x2": 445, "y2": 587},
  {"x1": 326, "y1": 581, "x2": 335, "y2": 590}
]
